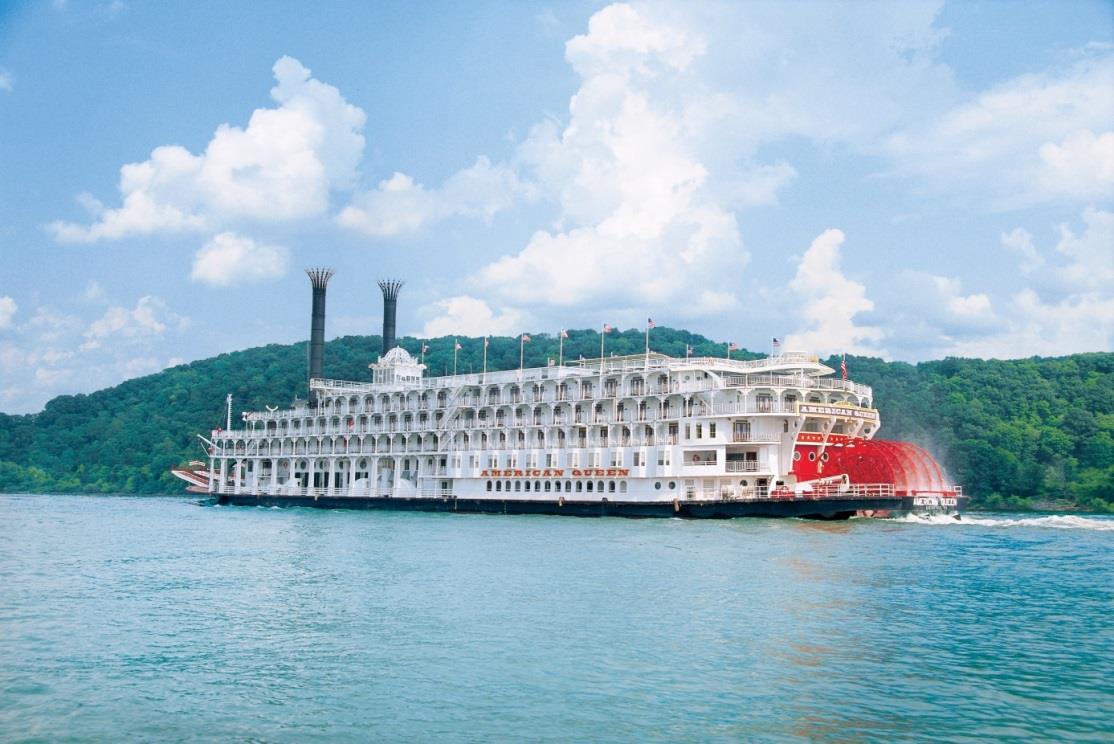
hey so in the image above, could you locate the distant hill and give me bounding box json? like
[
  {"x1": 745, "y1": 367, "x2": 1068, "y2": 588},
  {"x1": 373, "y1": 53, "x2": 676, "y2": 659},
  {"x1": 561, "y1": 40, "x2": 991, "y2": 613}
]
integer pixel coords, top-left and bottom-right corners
[{"x1": 1, "y1": 327, "x2": 1110, "y2": 511}]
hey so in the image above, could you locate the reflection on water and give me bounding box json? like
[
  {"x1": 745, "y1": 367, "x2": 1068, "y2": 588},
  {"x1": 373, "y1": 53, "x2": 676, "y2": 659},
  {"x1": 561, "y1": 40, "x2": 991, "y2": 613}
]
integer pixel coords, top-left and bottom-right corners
[{"x1": 0, "y1": 495, "x2": 1111, "y2": 743}]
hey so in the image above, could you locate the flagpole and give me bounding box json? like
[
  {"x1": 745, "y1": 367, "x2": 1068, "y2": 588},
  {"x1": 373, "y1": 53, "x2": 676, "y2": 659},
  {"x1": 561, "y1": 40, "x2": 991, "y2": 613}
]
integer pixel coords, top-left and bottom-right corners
[
  {"x1": 726, "y1": 342, "x2": 730, "y2": 359},
  {"x1": 600, "y1": 325, "x2": 606, "y2": 367},
  {"x1": 558, "y1": 331, "x2": 564, "y2": 368},
  {"x1": 520, "y1": 334, "x2": 525, "y2": 373},
  {"x1": 453, "y1": 338, "x2": 458, "y2": 376},
  {"x1": 482, "y1": 336, "x2": 488, "y2": 383}
]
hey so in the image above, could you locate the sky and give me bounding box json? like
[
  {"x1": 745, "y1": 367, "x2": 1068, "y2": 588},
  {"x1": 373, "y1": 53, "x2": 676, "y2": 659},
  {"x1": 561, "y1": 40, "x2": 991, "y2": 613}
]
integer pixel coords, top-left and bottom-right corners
[{"x1": 0, "y1": 0, "x2": 1112, "y2": 414}]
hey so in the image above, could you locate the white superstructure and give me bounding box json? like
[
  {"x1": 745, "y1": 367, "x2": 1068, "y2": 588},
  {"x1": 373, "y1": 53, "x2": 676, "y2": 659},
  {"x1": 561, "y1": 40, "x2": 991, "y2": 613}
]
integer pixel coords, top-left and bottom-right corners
[{"x1": 207, "y1": 347, "x2": 885, "y2": 504}]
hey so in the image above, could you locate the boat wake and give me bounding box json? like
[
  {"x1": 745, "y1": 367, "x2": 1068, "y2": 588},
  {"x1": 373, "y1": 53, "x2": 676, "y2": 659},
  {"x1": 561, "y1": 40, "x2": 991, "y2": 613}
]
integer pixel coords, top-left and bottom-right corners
[{"x1": 895, "y1": 513, "x2": 1114, "y2": 531}]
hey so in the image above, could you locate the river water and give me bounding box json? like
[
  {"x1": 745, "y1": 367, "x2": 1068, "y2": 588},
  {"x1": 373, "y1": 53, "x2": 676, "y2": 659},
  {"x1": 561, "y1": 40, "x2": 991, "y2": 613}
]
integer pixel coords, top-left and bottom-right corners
[{"x1": 1, "y1": 494, "x2": 1111, "y2": 743}]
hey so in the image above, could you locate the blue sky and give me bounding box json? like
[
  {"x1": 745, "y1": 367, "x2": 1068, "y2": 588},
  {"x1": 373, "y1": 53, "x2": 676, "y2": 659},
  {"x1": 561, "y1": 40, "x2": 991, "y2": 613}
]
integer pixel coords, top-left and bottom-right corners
[{"x1": 0, "y1": 0, "x2": 1111, "y2": 414}]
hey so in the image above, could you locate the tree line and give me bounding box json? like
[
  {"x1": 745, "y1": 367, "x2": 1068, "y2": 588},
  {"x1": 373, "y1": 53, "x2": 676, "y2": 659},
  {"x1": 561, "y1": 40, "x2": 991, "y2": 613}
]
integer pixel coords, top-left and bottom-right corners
[{"x1": 0, "y1": 327, "x2": 1109, "y2": 511}]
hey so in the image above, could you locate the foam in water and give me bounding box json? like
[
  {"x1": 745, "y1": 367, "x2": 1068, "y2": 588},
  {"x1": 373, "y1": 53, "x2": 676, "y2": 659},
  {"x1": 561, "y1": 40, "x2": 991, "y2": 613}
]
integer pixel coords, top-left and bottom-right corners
[{"x1": 894, "y1": 513, "x2": 1114, "y2": 531}]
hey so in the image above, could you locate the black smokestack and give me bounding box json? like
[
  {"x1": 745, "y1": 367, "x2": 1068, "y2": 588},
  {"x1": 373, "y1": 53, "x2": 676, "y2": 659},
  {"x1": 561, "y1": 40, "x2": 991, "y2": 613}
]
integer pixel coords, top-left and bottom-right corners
[
  {"x1": 378, "y1": 279, "x2": 403, "y2": 357},
  {"x1": 306, "y1": 268, "x2": 334, "y2": 391}
]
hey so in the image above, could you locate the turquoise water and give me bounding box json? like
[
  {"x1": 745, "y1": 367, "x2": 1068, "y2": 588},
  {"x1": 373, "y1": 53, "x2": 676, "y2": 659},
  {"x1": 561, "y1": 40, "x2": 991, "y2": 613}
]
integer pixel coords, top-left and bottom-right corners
[{"x1": 1, "y1": 495, "x2": 1111, "y2": 743}]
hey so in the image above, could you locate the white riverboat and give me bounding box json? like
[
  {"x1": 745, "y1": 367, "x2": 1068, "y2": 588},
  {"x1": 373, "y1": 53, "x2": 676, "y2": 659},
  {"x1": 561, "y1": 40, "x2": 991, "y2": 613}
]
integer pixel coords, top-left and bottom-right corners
[{"x1": 180, "y1": 270, "x2": 964, "y2": 519}]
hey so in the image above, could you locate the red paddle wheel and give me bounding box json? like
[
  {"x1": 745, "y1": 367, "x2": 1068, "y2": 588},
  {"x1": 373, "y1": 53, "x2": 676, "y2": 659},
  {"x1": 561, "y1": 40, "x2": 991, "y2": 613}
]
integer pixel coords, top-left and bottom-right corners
[{"x1": 794, "y1": 439, "x2": 952, "y2": 496}]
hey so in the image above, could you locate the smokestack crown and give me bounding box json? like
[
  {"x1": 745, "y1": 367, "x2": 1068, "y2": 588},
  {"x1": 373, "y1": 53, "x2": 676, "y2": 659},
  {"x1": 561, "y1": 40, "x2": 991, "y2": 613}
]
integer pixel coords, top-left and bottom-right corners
[{"x1": 307, "y1": 267, "x2": 334, "y2": 290}]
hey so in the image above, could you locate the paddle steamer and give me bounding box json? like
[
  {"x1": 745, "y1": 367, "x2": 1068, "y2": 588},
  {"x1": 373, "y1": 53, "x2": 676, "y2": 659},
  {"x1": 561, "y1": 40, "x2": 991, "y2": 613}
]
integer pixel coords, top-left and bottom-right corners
[{"x1": 178, "y1": 270, "x2": 964, "y2": 519}]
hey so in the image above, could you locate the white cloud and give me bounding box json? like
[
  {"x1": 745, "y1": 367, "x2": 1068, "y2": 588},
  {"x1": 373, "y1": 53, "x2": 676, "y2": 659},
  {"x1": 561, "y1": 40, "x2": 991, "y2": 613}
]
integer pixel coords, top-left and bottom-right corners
[
  {"x1": 190, "y1": 232, "x2": 290, "y2": 287},
  {"x1": 0, "y1": 69, "x2": 13, "y2": 93},
  {"x1": 420, "y1": 295, "x2": 527, "y2": 338},
  {"x1": 338, "y1": 157, "x2": 527, "y2": 236},
  {"x1": 48, "y1": 56, "x2": 366, "y2": 242},
  {"x1": 783, "y1": 229, "x2": 885, "y2": 356},
  {"x1": 890, "y1": 209, "x2": 1114, "y2": 359},
  {"x1": 1038, "y1": 130, "x2": 1114, "y2": 200},
  {"x1": 465, "y1": 4, "x2": 746, "y2": 318},
  {"x1": 885, "y1": 53, "x2": 1114, "y2": 207},
  {"x1": 1000, "y1": 227, "x2": 1043, "y2": 273},
  {"x1": 0, "y1": 297, "x2": 16, "y2": 328},
  {"x1": 81, "y1": 296, "x2": 187, "y2": 350},
  {"x1": 80, "y1": 280, "x2": 108, "y2": 303}
]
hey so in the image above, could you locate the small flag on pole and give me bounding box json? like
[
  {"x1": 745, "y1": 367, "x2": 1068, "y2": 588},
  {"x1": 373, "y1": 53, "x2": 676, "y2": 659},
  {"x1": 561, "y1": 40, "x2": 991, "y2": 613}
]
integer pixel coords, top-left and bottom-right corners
[
  {"x1": 560, "y1": 329, "x2": 568, "y2": 338},
  {"x1": 521, "y1": 333, "x2": 531, "y2": 343},
  {"x1": 455, "y1": 341, "x2": 462, "y2": 351},
  {"x1": 772, "y1": 337, "x2": 781, "y2": 350},
  {"x1": 602, "y1": 323, "x2": 612, "y2": 333},
  {"x1": 647, "y1": 317, "x2": 655, "y2": 329},
  {"x1": 421, "y1": 343, "x2": 429, "y2": 353},
  {"x1": 841, "y1": 354, "x2": 848, "y2": 380},
  {"x1": 484, "y1": 337, "x2": 489, "y2": 348},
  {"x1": 548, "y1": 358, "x2": 555, "y2": 367},
  {"x1": 729, "y1": 342, "x2": 738, "y2": 351}
]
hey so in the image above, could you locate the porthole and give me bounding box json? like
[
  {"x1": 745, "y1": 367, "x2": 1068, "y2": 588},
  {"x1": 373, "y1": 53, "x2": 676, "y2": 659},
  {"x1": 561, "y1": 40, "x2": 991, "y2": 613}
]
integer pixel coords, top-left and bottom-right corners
[
  {"x1": 793, "y1": 451, "x2": 802, "y2": 461},
  {"x1": 820, "y1": 452, "x2": 829, "y2": 462},
  {"x1": 655, "y1": 481, "x2": 662, "y2": 490},
  {"x1": 668, "y1": 481, "x2": 676, "y2": 490},
  {"x1": 808, "y1": 452, "x2": 817, "y2": 461}
]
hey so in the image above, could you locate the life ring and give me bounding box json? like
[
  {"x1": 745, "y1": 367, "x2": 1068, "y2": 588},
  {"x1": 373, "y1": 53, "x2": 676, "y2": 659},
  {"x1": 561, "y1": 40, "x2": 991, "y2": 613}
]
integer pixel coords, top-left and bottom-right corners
[
  {"x1": 691, "y1": 454, "x2": 699, "y2": 464},
  {"x1": 558, "y1": 497, "x2": 565, "y2": 507}
]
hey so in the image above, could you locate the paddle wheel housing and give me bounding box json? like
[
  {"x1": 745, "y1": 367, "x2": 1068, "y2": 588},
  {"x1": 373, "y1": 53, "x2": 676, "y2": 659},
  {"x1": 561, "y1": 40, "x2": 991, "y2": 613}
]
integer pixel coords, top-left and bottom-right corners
[{"x1": 792, "y1": 438, "x2": 957, "y2": 497}]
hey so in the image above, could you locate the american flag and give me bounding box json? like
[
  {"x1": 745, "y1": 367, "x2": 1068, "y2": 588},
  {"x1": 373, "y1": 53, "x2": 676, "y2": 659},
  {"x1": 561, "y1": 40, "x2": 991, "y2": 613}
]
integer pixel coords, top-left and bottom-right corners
[
  {"x1": 483, "y1": 336, "x2": 489, "y2": 348},
  {"x1": 454, "y1": 341, "x2": 462, "y2": 351},
  {"x1": 521, "y1": 333, "x2": 531, "y2": 342},
  {"x1": 421, "y1": 343, "x2": 429, "y2": 353},
  {"x1": 772, "y1": 337, "x2": 781, "y2": 349},
  {"x1": 729, "y1": 342, "x2": 738, "y2": 351},
  {"x1": 560, "y1": 328, "x2": 568, "y2": 338},
  {"x1": 548, "y1": 358, "x2": 555, "y2": 367},
  {"x1": 841, "y1": 354, "x2": 848, "y2": 380},
  {"x1": 647, "y1": 317, "x2": 655, "y2": 329},
  {"x1": 603, "y1": 323, "x2": 612, "y2": 333}
]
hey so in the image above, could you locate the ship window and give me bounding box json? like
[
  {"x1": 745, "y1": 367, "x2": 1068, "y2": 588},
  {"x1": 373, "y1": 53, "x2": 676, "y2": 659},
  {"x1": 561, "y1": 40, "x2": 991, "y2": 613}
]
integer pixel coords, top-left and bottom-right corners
[
  {"x1": 608, "y1": 481, "x2": 616, "y2": 493},
  {"x1": 515, "y1": 481, "x2": 521, "y2": 492},
  {"x1": 740, "y1": 480, "x2": 748, "y2": 486},
  {"x1": 505, "y1": 480, "x2": 511, "y2": 492},
  {"x1": 565, "y1": 481, "x2": 572, "y2": 492},
  {"x1": 820, "y1": 452, "x2": 829, "y2": 462},
  {"x1": 486, "y1": 480, "x2": 492, "y2": 492},
  {"x1": 544, "y1": 481, "x2": 551, "y2": 492},
  {"x1": 655, "y1": 481, "x2": 662, "y2": 490},
  {"x1": 709, "y1": 423, "x2": 716, "y2": 438},
  {"x1": 696, "y1": 424, "x2": 702, "y2": 438},
  {"x1": 586, "y1": 481, "x2": 593, "y2": 492},
  {"x1": 808, "y1": 452, "x2": 816, "y2": 461},
  {"x1": 524, "y1": 481, "x2": 531, "y2": 492},
  {"x1": 495, "y1": 481, "x2": 501, "y2": 492},
  {"x1": 597, "y1": 481, "x2": 604, "y2": 493},
  {"x1": 576, "y1": 482, "x2": 583, "y2": 493},
  {"x1": 793, "y1": 451, "x2": 801, "y2": 461},
  {"x1": 620, "y1": 482, "x2": 627, "y2": 494},
  {"x1": 535, "y1": 480, "x2": 541, "y2": 492},
  {"x1": 668, "y1": 481, "x2": 676, "y2": 490}
]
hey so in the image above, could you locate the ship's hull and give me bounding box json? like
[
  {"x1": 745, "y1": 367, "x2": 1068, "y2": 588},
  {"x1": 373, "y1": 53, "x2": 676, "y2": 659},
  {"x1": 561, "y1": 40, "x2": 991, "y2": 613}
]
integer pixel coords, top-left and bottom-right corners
[{"x1": 215, "y1": 492, "x2": 964, "y2": 519}]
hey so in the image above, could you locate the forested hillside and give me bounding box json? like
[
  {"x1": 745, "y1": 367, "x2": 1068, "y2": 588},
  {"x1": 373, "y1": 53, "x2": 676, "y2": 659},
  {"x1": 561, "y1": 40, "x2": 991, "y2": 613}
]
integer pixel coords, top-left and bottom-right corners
[{"x1": 1, "y1": 327, "x2": 1110, "y2": 511}]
